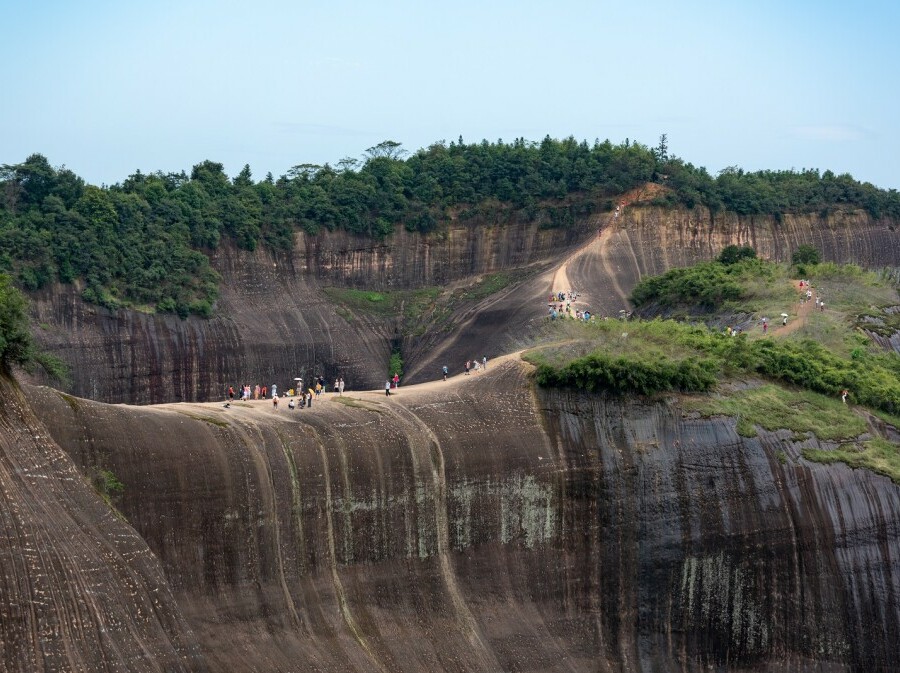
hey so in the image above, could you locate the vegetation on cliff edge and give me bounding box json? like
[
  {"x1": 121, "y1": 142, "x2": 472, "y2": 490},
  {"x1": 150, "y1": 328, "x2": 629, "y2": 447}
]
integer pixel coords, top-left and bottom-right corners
[
  {"x1": 0, "y1": 273, "x2": 67, "y2": 380},
  {"x1": 527, "y1": 256, "x2": 900, "y2": 480},
  {"x1": 3, "y1": 136, "x2": 898, "y2": 315}
]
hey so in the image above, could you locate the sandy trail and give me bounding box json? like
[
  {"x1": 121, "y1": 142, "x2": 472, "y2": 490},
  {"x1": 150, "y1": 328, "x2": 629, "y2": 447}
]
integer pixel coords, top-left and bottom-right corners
[
  {"x1": 165, "y1": 350, "x2": 529, "y2": 416},
  {"x1": 771, "y1": 282, "x2": 816, "y2": 336}
]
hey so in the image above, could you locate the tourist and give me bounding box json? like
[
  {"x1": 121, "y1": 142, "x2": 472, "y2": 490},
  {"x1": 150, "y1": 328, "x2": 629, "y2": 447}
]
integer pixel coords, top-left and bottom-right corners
[
  {"x1": 338, "y1": 377, "x2": 345, "y2": 395},
  {"x1": 465, "y1": 361, "x2": 470, "y2": 375},
  {"x1": 385, "y1": 380, "x2": 392, "y2": 396},
  {"x1": 482, "y1": 355, "x2": 487, "y2": 369},
  {"x1": 392, "y1": 373, "x2": 400, "y2": 388},
  {"x1": 228, "y1": 385, "x2": 234, "y2": 401},
  {"x1": 288, "y1": 398, "x2": 295, "y2": 410},
  {"x1": 272, "y1": 395, "x2": 278, "y2": 409},
  {"x1": 442, "y1": 365, "x2": 448, "y2": 381}
]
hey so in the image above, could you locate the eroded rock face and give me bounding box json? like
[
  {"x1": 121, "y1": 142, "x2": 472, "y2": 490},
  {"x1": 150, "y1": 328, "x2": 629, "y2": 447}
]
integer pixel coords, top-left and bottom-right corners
[
  {"x1": 24, "y1": 360, "x2": 900, "y2": 672},
  {"x1": 0, "y1": 376, "x2": 205, "y2": 673},
  {"x1": 26, "y1": 206, "x2": 900, "y2": 403}
]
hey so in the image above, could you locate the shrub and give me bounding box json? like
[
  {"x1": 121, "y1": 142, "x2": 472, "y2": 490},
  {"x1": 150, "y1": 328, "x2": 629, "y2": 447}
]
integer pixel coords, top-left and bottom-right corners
[
  {"x1": 792, "y1": 244, "x2": 820, "y2": 265},
  {"x1": 718, "y1": 245, "x2": 757, "y2": 265}
]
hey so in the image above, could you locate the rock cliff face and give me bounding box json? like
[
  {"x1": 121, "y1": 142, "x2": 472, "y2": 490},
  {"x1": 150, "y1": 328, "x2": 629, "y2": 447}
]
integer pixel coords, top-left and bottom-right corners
[
  {"x1": 26, "y1": 206, "x2": 899, "y2": 404},
  {"x1": 22, "y1": 359, "x2": 900, "y2": 672},
  {"x1": 0, "y1": 376, "x2": 205, "y2": 673}
]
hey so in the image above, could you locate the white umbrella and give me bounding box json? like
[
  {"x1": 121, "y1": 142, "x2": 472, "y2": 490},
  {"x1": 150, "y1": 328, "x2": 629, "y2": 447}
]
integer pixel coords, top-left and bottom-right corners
[{"x1": 780, "y1": 313, "x2": 789, "y2": 317}]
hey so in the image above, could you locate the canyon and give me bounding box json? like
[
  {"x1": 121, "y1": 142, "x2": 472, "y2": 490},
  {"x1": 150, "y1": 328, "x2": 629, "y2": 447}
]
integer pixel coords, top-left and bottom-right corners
[{"x1": 2, "y1": 202, "x2": 899, "y2": 671}]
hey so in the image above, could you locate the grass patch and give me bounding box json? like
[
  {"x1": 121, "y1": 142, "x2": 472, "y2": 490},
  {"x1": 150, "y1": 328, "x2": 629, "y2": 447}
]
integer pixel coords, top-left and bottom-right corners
[
  {"x1": 175, "y1": 411, "x2": 230, "y2": 428},
  {"x1": 323, "y1": 287, "x2": 397, "y2": 318},
  {"x1": 684, "y1": 384, "x2": 867, "y2": 441},
  {"x1": 56, "y1": 391, "x2": 80, "y2": 412},
  {"x1": 90, "y1": 467, "x2": 126, "y2": 516},
  {"x1": 333, "y1": 396, "x2": 383, "y2": 413},
  {"x1": 803, "y1": 438, "x2": 900, "y2": 484}
]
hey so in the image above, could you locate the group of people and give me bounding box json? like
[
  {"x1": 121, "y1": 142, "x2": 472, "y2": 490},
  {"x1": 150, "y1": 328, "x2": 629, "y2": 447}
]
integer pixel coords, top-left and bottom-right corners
[
  {"x1": 547, "y1": 290, "x2": 595, "y2": 322},
  {"x1": 462, "y1": 357, "x2": 488, "y2": 376},
  {"x1": 228, "y1": 384, "x2": 270, "y2": 401},
  {"x1": 225, "y1": 374, "x2": 346, "y2": 409},
  {"x1": 384, "y1": 373, "x2": 400, "y2": 395}
]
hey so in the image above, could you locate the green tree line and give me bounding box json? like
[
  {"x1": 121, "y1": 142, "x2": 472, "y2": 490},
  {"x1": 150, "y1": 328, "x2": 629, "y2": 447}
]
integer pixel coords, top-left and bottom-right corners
[{"x1": 2, "y1": 136, "x2": 898, "y2": 316}]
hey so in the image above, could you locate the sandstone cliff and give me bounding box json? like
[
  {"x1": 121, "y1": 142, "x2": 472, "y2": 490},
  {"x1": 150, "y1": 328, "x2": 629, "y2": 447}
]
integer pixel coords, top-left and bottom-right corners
[
  {"x1": 0, "y1": 375, "x2": 205, "y2": 672},
  {"x1": 18, "y1": 358, "x2": 900, "y2": 672},
  {"x1": 26, "y1": 205, "x2": 899, "y2": 404}
]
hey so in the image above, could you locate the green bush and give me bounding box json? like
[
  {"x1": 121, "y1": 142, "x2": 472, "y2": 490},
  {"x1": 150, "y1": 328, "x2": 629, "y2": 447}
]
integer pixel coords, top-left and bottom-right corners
[
  {"x1": 792, "y1": 244, "x2": 821, "y2": 266},
  {"x1": 535, "y1": 351, "x2": 717, "y2": 395},
  {"x1": 0, "y1": 273, "x2": 68, "y2": 381},
  {"x1": 718, "y1": 245, "x2": 757, "y2": 265}
]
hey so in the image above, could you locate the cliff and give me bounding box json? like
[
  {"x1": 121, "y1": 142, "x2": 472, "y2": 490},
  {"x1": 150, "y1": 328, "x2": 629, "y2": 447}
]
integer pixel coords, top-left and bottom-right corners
[
  {"x1": 26, "y1": 205, "x2": 899, "y2": 404},
  {"x1": 17, "y1": 358, "x2": 900, "y2": 672},
  {"x1": 0, "y1": 375, "x2": 205, "y2": 672}
]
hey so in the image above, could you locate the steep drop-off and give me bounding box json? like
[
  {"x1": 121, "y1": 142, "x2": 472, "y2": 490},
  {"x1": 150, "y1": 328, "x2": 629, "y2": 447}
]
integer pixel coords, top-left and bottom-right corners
[
  {"x1": 0, "y1": 375, "x2": 205, "y2": 672},
  {"x1": 27, "y1": 205, "x2": 899, "y2": 403},
  {"x1": 23, "y1": 359, "x2": 900, "y2": 672}
]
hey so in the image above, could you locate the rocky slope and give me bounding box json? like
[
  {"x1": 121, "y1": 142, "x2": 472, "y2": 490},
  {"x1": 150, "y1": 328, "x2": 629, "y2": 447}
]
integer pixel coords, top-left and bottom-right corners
[
  {"x1": 26, "y1": 205, "x2": 899, "y2": 404},
  {"x1": 0, "y1": 375, "x2": 205, "y2": 672},
  {"x1": 16, "y1": 358, "x2": 900, "y2": 672}
]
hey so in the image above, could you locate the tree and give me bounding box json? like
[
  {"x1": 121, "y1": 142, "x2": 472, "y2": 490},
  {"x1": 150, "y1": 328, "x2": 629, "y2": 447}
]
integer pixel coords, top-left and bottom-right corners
[
  {"x1": 0, "y1": 273, "x2": 34, "y2": 372},
  {"x1": 792, "y1": 244, "x2": 821, "y2": 265},
  {"x1": 718, "y1": 245, "x2": 757, "y2": 265},
  {"x1": 365, "y1": 140, "x2": 407, "y2": 161},
  {"x1": 0, "y1": 273, "x2": 69, "y2": 380},
  {"x1": 654, "y1": 133, "x2": 669, "y2": 164}
]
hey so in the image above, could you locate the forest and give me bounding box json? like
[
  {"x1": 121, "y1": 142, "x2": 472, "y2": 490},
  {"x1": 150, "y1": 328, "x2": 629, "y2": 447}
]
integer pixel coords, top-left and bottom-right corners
[{"x1": 2, "y1": 136, "x2": 898, "y2": 316}]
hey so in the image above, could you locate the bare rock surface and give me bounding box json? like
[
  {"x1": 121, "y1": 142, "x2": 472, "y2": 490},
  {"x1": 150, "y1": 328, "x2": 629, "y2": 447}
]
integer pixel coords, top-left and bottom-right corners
[
  {"x1": 0, "y1": 376, "x2": 205, "y2": 673},
  {"x1": 16, "y1": 356, "x2": 900, "y2": 672}
]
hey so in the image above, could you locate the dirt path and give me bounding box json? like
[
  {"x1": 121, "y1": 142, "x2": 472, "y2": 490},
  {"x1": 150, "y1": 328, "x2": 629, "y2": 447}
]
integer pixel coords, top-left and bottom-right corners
[
  {"x1": 771, "y1": 283, "x2": 816, "y2": 336},
  {"x1": 165, "y1": 350, "x2": 530, "y2": 417},
  {"x1": 548, "y1": 184, "x2": 663, "y2": 311}
]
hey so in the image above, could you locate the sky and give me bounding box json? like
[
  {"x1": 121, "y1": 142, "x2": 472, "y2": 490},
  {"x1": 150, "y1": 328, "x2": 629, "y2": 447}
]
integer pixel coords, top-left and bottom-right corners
[{"x1": 3, "y1": 0, "x2": 898, "y2": 189}]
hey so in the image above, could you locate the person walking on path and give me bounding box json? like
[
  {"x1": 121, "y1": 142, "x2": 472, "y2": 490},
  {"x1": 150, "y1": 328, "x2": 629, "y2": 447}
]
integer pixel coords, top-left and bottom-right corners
[
  {"x1": 385, "y1": 380, "x2": 392, "y2": 396},
  {"x1": 392, "y1": 373, "x2": 400, "y2": 388},
  {"x1": 338, "y1": 378, "x2": 345, "y2": 395},
  {"x1": 482, "y1": 356, "x2": 487, "y2": 369},
  {"x1": 465, "y1": 361, "x2": 471, "y2": 375},
  {"x1": 228, "y1": 386, "x2": 235, "y2": 401},
  {"x1": 272, "y1": 395, "x2": 279, "y2": 409},
  {"x1": 442, "y1": 365, "x2": 448, "y2": 381}
]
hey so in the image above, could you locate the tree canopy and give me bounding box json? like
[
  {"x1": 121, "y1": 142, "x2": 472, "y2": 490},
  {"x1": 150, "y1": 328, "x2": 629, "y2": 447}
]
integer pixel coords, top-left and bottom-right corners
[{"x1": 2, "y1": 137, "x2": 898, "y2": 316}]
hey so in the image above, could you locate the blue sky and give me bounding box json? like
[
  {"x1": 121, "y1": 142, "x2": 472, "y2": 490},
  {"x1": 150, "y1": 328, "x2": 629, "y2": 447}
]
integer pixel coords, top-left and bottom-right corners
[{"x1": 3, "y1": 0, "x2": 898, "y2": 189}]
